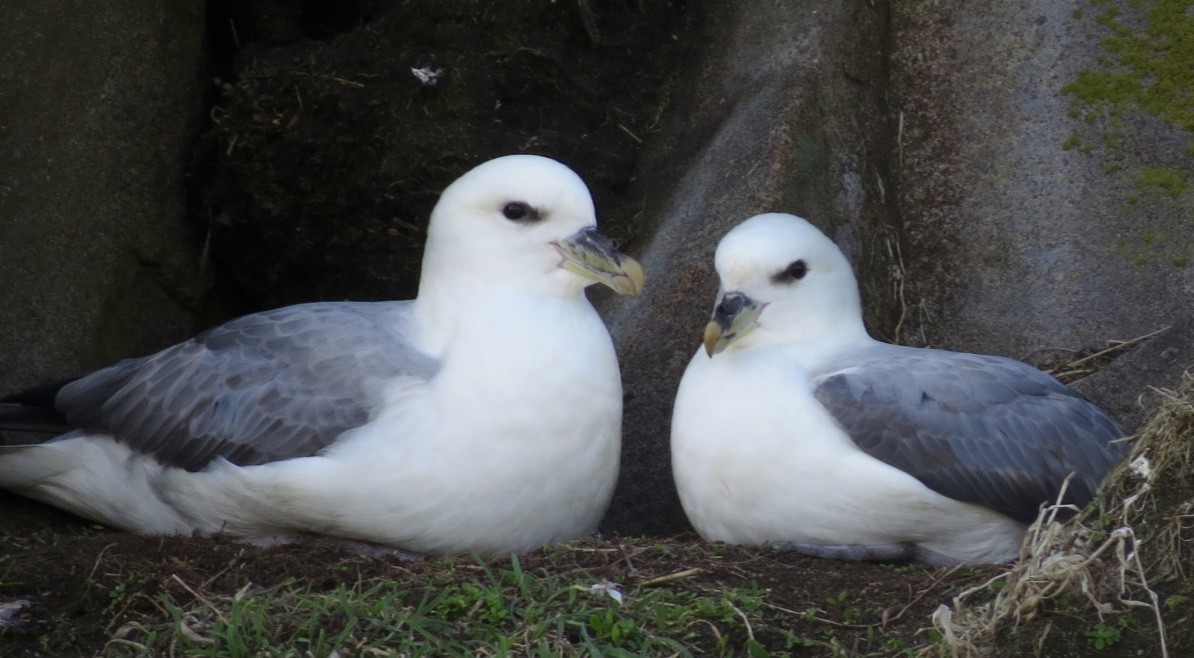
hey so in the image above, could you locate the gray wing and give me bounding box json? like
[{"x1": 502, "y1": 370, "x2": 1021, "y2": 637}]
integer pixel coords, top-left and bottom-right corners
[
  {"x1": 813, "y1": 345, "x2": 1127, "y2": 524},
  {"x1": 47, "y1": 301, "x2": 437, "y2": 471}
]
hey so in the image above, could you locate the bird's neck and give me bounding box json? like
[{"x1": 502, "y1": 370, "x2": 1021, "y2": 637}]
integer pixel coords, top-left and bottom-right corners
[
  {"x1": 797, "y1": 314, "x2": 870, "y2": 346},
  {"x1": 412, "y1": 272, "x2": 586, "y2": 356},
  {"x1": 740, "y1": 315, "x2": 872, "y2": 371},
  {"x1": 807, "y1": 320, "x2": 882, "y2": 372},
  {"x1": 412, "y1": 264, "x2": 463, "y2": 349},
  {"x1": 412, "y1": 246, "x2": 504, "y2": 352}
]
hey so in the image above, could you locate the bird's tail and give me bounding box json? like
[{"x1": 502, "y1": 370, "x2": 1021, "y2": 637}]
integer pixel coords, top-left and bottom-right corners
[
  {"x1": 0, "y1": 403, "x2": 70, "y2": 437},
  {"x1": 0, "y1": 379, "x2": 74, "y2": 441}
]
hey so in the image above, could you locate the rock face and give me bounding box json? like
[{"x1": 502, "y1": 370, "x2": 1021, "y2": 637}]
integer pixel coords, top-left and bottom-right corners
[
  {"x1": 601, "y1": 0, "x2": 1194, "y2": 532},
  {"x1": 0, "y1": 1, "x2": 210, "y2": 393},
  {"x1": 887, "y1": 1, "x2": 1194, "y2": 428},
  {"x1": 598, "y1": 2, "x2": 896, "y2": 534},
  {"x1": 600, "y1": 0, "x2": 1194, "y2": 533},
  {"x1": 3, "y1": 0, "x2": 1190, "y2": 536}
]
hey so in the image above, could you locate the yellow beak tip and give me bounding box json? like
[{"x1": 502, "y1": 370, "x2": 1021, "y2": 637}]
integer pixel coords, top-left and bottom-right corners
[
  {"x1": 702, "y1": 321, "x2": 724, "y2": 357},
  {"x1": 619, "y1": 258, "x2": 646, "y2": 296}
]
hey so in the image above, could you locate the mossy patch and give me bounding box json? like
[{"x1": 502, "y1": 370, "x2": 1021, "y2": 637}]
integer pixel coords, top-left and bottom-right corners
[
  {"x1": 1064, "y1": 0, "x2": 1194, "y2": 114},
  {"x1": 1063, "y1": 0, "x2": 1194, "y2": 268},
  {"x1": 1139, "y1": 167, "x2": 1189, "y2": 197},
  {"x1": 1062, "y1": 0, "x2": 1194, "y2": 154}
]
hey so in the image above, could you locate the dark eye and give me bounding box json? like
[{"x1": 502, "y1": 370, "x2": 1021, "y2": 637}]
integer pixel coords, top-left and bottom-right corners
[
  {"x1": 774, "y1": 259, "x2": 808, "y2": 283},
  {"x1": 501, "y1": 202, "x2": 539, "y2": 222}
]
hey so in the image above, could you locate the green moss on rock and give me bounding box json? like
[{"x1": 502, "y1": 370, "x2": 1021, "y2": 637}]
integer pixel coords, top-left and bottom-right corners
[
  {"x1": 1139, "y1": 167, "x2": 1189, "y2": 197},
  {"x1": 1064, "y1": 0, "x2": 1194, "y2": 147},
  {"x1": 1064, "y1": 0, "x2": 1194, "y2": 268}
]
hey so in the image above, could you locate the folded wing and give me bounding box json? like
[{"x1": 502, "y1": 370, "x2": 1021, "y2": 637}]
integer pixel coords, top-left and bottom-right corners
[
  {"x1": 3, "y1": 302, "x2": 437, "y2": 472},
  {"x1": 813, "y1": 346, "x2": 1126, "y2": 524}
]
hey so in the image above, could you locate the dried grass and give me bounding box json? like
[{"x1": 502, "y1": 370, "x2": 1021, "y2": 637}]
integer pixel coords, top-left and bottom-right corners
[
  {"x1": 924, "y1": 370, "x2": 1194, "y2": 657},
  {"x1": 1041, "y1": 326, "x2": 1169, "y2": 384}
]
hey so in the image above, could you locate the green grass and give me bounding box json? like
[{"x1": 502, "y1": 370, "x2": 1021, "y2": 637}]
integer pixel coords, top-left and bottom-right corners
[
  {"x1": 2, "y1": 508, "x2": 1185, "y2": 657},
  {"x1": 95, "y1": 553, "x2": 818, "y2": 658},
  {"x1": 29, "y1": 501, "x2": 1173, "y2": 658},
  {"x1": 1083, "y1": 618, "x2": 1128, "y2": 650}
]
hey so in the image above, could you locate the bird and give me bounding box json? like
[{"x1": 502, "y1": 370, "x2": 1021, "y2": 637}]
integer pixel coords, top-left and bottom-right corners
[
  {"x1": 670, "y1": 212, "x2": 1126, "y2": 565},
  {"x1": 0, "y1": 154, "x2": 645, "y2": 556}
]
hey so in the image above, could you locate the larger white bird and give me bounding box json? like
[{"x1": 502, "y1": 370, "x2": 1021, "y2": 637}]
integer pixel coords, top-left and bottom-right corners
[
  {"x1": 671, "y1": 213, "x2": 1125, "y2": 564},
  {"x1": 0, "y1": 154, "x2": 644, "y2": 556}
]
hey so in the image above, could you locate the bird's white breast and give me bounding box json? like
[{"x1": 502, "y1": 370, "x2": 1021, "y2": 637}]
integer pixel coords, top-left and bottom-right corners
[
  {"x1": 210, "y1": 292, "x2": 624, "y2": 554},
  {"x1": 671, "y1": 345, "x2": 1023, "y2": 561}
]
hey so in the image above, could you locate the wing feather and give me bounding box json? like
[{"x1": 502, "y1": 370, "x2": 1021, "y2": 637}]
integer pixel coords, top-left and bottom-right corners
[
  {"x1": 46, "y1": 301, "x2": 437, "y2": 471},
  {"x1": 814, "y1": 345, "x2": 1126, "y2": 524}
]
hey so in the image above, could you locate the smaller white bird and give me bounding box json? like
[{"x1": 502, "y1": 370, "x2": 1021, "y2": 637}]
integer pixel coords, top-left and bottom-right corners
[
  {"x1": 0, "y1": 154, "x2": 644, "y2": 556},
  {"x1": 671, "y1": 213, "x2": 1126, "y2": 565}
]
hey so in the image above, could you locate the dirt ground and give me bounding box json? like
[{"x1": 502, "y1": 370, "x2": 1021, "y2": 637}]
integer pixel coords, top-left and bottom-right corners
[
  {"x1": 0, "y1": 485, "x2": 1184, "y2": 657},
  {"x1": 2, "y1": 372, "x2": 1191, "y2": 657},
  {"x1": 0, "y1": 492, "x2": 984, "y2": 657}
]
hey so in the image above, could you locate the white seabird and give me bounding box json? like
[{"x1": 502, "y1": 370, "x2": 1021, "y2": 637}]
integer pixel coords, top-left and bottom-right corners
[
  {"x1": 0, "y1": 154, "x2": 644, "y2": 556},
  {"x1": 671, "y1": 213, "x2": 1126, "y2": 564}
]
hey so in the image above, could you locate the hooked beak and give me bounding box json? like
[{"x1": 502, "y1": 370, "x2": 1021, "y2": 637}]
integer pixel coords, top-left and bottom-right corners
[
  {"x1": 702, "y1": 292, "x2": 765, "y2": 356},
  {"x1": 552, "y1": 226, "x2": 645, "y2": 296}
]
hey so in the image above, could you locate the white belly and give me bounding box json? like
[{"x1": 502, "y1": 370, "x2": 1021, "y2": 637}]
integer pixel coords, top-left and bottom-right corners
[{"x1": 671, "y1": 348, "x2": 1025, "y2": 563}]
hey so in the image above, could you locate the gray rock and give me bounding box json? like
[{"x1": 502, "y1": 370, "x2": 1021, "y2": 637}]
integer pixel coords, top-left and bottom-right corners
[
  {"x1": 600, "y1": 1, "x2": 895, "y2": 535},
  {"x1": 1070, "y1": 319, "x2": 1194, "y2": 432},
  {"x1": 0, "y1": 1, "x2": 210, "y2": 393},
  {"x1": 600, "y1": 0, "x2": 1194, "y2": 534},
  {"x1": 888, "y1": 1, "x2": 1193, "y2": 380}
]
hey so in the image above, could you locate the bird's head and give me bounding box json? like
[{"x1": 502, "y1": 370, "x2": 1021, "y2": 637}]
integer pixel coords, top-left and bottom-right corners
[
  {"x1": 702, "y1": 213, "x2": 865, "y2": 357},
  {"x1": 422, "y1": 155, "x2": 643, "y2": 299}
]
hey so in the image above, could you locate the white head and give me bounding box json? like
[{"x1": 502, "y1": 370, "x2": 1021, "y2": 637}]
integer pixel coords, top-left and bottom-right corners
[
  {"x1": 418, "y1": 155, "x2": 643, "y2": 306},
  {"x1": 702, "y1": 213, "x2": 866, "y2": 355}
]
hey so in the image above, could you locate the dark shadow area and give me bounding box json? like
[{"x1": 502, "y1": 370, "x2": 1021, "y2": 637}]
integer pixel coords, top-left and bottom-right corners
[{"x1": 191, "y1": 0, "x2": 696, "y2": 310}]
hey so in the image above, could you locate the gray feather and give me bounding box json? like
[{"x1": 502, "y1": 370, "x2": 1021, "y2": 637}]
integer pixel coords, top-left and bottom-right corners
[
  {"x1": 812, "y1": 343, "x2": 1126, "y2": 524},
  {"x1": 45, "y1": 301, "x2": 437, "y2": 471}
]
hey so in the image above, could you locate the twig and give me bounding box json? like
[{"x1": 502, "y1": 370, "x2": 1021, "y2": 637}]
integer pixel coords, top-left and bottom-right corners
[
  {"x1": 884, "y1": 564, "x2": 968, "y2": 626},
  {"x1": 728, "y1": 600, "x2": 755, "y2": 641},
  {"x1": 639, "y1": 568, "x2": 702, "y2": 586},
  {"x1": 1044, "y1": 326, "x2": 1169, "y2": 378},
  {"x1": 199, "y1": 548, "x2": 246, "y2": 590},
  {"x1": 171, "y1": 574, "x2": 230, "y2": 625},
  {"x1": 762, "y1": 602, "x2": 874, "y2": 630},
  {"x1": 292, "y1": 72, "x2": 367, "y2": 88},
  {"x1": 87, "y1": 543, "x2": 119, "y2": 581},
  {"x1": 618, "y1": 123, "x2": 644, "y2": 144}
]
